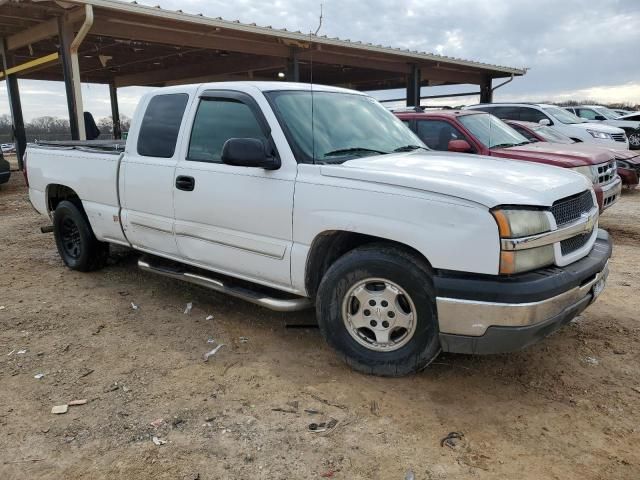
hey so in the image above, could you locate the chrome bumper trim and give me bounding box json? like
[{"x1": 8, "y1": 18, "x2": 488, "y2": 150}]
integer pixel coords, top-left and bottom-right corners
[
  {"x1": 437, "y1": 261, "x2": 609, "y2": 337},
  {"x1": 501, "y1": 207, "x2": 598, "y2": 251}
]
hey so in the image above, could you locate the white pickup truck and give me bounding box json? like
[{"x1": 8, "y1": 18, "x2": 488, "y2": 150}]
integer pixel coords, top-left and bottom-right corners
[{"x1": 26, "y1": 82, "x2": 611, "y2": 376}]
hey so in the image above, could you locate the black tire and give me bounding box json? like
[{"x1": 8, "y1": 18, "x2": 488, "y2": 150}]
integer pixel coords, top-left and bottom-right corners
[
  {"x1": 53, "y1": 200, "x2": 109, "y2": 272},
  {"x1": 316, "y1": 243, "x2": 440, "y2": 376}
]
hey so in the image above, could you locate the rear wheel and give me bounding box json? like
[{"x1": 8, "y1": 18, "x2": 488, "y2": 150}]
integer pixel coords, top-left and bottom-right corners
[
  {"x1": 53, "y1": 200, "x2": 109, "y2": 271},
  {"x1": 316, "y1": 244, "x2": 440, "y2": 376},
  {"x1": 628, "y1": 131, "x2": 640, "y2": 150}
]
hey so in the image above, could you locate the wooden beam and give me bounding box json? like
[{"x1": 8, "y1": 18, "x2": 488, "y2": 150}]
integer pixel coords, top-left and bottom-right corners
[
  {"x1": 6, "y1": 7, "x2": 87, "y2": 51},
  {"x1": 0, "y1": 52, "x2": 58, "y2": 78},
  {"x1": 90, "y1": 18, "x2": 290, "y2": 58},
  {"x1": 420, "y1": 66, "x2": 483, "y2": 85},
  {"x1": 114, "y1": 56, "x2": 286, "y2": 87}
]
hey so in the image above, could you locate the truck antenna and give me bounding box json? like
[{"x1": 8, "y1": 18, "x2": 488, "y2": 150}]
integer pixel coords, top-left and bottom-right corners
[{"x1": 310, "y1": 3, "x2": 323, "y2": 163}]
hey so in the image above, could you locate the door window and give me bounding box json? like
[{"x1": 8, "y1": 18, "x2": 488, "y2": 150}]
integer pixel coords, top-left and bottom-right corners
[
  {"x1": 518, "y1": 107, "x2": 550, "y2": 123},
  {"x1": 576, "y1": 108, "x2": 599, "y2": 120},
  {"x1": 187, "y1": 98, "x2": 268, "y2": 163},
  {"x1": 137, "y1": 94, "x2": 189, "y2": 158},
  {"x1": 416, "y1": 119, "x2": 468, "y2": 151}
]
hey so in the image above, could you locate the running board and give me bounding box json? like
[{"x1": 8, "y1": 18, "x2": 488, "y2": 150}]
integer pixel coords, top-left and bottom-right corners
[{"x1": 138, "y1": 258, "x2": 313, "y2": 312}]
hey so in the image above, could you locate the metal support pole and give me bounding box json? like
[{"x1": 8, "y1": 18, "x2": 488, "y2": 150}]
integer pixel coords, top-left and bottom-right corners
[
  {"x1": 58, "y1": 17, "x2": 80, "y2": 140},
  {"x1": 286, "y1": 47, "x2": 300, "y2": 82},
  {"x1": 1, "y1": 38, "x2": 26, "y2": 170},
  {"x1": 406, "y1": 64, "x2": 421, "y2": 107},
  {"x1": 109, "y1": 81, "x2": 121, "y2": 139},
  {"x1": 480, "y1": 75, "x2": 493, "y2": 103}
]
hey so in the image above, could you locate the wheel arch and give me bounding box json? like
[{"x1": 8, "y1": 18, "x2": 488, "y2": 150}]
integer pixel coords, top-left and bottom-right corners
[{"x1": 304, "y1": 230, "x2": 434, "y2": 298}]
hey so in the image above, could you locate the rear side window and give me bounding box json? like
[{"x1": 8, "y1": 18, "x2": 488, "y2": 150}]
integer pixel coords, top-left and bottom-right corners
[
  {"x1": 509, "y1": 123, "x2": 538, "y2": 142},
  {"x1": 519, "y1": 107, "x2": 549, "y2": 123},
  {"x1": 187, "y1": 98, "x2": 268, "y2": 163},
  {"x1": 137, "y1": 94, "x2": 189, "y2": 158}
]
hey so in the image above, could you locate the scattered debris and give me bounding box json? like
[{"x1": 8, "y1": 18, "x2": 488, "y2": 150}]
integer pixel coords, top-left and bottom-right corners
[
  {"x1": 92, "y1": 324, "x2": 105, "y2": 335},
  {"x1": 405, "y1": 469, "x2": 416, "y2": 480},
  {"x1": 207, "y1": 338, "x2": 215, "y2": 344},
  {"x1": 584, "y1": 356, "x2": 599, "y2": 366},
  {"x1": 370, "y1": 400, "x2": 379, "y2": 416},
  {"x1": 306, "y1": 392, "x2": 347, "y2": 410},
  {"x1": 150, "y1": 418, "x2": 164, "y2": 428},
  {"x1": 68, "y1": 399, "x2": 87, "y2": 406},
  {"x1": 0, "y1": 305, "x2": 5, "y2": 310},
  {"x1": 51, "y1": 404, "x2": 68, "y2": 414},
  {"x1": 79, "y1": 368, "x2": 94, "y2": 378},
  {"x1": 172, "y1": 417, "x2": 185, "y2": 428},
  {"x1": 308, "y1": 418, "x2": 338, "y2": 433},
  {"x1": 3, "y1": 458, "x2": 44, "y2": 465},
  {"x1": 152, "y1": 436, "x2": 167, "y2": 446},
  {"x1": 205, "y1": 315, "x2": 214, "y2": 321},
  {"x1": 239, "y1": 336, "x2": 249, "y2": 343},
  {"x1": 184, "y1": 302, "x2": 193, "y2": 315},
  {"x1": 272, "y1": 407, "x2": 298, "y2": 414},
  {"x1": 118, "y1": 291, "x2": 130, "y2": 296},
  {"x1": 441, "y1": 431, "x2": 464, "y2": 448},
  {"x1": 304, "y1": 408, "x2": 320, "y2": 415},
  {"x1": 34, "y1": 373, "x2": 44, "y2": 380},
  {"x1": 7, "y1": 349, "x2": 15, "y2": 356},
  {"x1": 320, "y1": 471, "x2": 335, "y2": 478},
  {"x1": 130, "y1": 302, "x2": 139, "y2": 310},
  {"x1": 104, "y1": 383, "x2": 119, "y2": 393},
  {"x1": 17, "y1": 349, "x2": 27, "y2": 355},
  {"x1": 203, "y1": 344, "x2": 225, "y2": 362}
]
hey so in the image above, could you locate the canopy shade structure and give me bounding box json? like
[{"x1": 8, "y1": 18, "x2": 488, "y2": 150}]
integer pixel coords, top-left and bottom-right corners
[{"x1": 0, "y1": 0, "x2": 527, "y2": 166}]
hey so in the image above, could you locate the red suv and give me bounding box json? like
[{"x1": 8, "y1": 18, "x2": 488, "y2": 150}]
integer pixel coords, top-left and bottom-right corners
[{"x1": 394, "y1": 108, "x2": 622, "y2": 212}]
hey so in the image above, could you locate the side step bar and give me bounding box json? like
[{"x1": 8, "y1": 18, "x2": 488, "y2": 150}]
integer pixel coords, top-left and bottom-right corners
[{"x1": 138, "y1": 258, "x2": 313, "y2": 312}]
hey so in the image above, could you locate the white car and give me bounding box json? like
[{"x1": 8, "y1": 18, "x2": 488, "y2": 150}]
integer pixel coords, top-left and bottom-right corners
[
  {"x1": 565, "y1": 105, "x2": 640, "y2": 131},
  {"x1": 25, "y1": 82, "x2": 611, "y2": 376},
  {"x1": 466, "y1": 103, "x2": 629, "y2": 149}
]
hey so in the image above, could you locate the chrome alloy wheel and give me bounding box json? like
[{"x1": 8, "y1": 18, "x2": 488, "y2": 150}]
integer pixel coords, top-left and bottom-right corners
[{"x1": 341, "y1": 278, "x2": 417, "y2": 352}]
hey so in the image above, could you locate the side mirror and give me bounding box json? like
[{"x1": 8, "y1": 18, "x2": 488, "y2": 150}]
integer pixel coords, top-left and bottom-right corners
[
  {"x1": 221, "y1": 138, "x2": 280, "y2": 170},
  {"x1": 538, "y1": 118, "x2": 551, "y2": 126},
  {"x1": 448, "y1": 139, "x2": 473, "y2": 153},
  {"x1": 594, "y1": 115, "x2": 606, "y2": 121}
]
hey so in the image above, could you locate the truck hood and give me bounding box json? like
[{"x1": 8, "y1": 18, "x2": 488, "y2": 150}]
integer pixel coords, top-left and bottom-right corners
[
  {"x1": 320, "y1": 151, "x2": 591, "y2": 208},
  {"x1": 491, "y1": 142, "x2": 613, "y2": 167},
  {"x1": 573, "y1": 122, "x2": 626, "y2": 134}
]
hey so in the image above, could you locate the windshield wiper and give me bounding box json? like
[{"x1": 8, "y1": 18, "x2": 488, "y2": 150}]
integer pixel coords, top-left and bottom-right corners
[
  {"x1": 490, "y1": 143, "x2": 517, "y2": 149},
  {"x1": 393, "y1": 144, "x2": 429, "y2": 152},
  {"x1": 324, "y1": 147, "x2": 389, "y2": 157}
]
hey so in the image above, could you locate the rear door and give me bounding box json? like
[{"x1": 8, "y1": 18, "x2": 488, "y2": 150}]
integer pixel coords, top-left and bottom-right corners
[
  {"x1": 172, "y1": 89, "x2": 296, "y2": 289},
  {"x1": 120, "y1": 92, "x2": 190, "y2": 256}
]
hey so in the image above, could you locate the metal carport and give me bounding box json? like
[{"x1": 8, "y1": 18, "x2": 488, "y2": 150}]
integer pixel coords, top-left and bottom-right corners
[{"x1": 0, "y1": 0, "x2": 526, "y2": 168}]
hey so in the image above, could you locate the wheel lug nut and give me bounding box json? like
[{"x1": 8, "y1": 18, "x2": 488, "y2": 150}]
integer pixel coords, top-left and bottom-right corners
[
  {"x1": 369, "y1": 299, "x2": 376, "y2": 306},
  {"x1": 382, "y1": 321, "x2": 389, "y2": 328},
  {"x1": 370, "y1": 320, "x2": 377, "y2": 327},
  {"x1": 363, "y1": 309, "x2": 371, "y2": 316},
  {"x1": 381, "y1": 300, "x2": 388, "y2": 307},
  {"x1": 388, "y1": 311, "x2": 395, "y2": 318}
]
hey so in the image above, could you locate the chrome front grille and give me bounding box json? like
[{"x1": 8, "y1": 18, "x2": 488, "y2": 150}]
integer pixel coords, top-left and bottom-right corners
[
  {"x1": 596, "y1": 161, "x2": 617, "y2": 185},
  {"x1": 551, "y1": 190, "x2": 595, "y2": 227},
  {"x1": 611, "y1": 133, "x2": 627, "y2": 143}
]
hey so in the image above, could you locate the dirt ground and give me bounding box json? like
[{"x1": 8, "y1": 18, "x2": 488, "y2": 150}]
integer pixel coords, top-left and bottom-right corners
[{"x1": 1, "y1": 163, "x2": 639, "y2": 480}]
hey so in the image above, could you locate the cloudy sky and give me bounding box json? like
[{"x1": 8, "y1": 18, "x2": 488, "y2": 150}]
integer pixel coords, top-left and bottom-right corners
[{"x1": 1, "y1": 0, "x2": 639, "y2": 121}]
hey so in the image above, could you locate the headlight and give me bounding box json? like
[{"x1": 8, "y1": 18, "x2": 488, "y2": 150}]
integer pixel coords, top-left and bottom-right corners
[
  {"x1": 587, "y1": 129, "x2": 611, "y2": 140},
  {"x1": 572, "y1": 165, "x2": 597, "y2": 182},
  {"x1": 492, "y1": 209, "x2": 554, "y2": 274}
]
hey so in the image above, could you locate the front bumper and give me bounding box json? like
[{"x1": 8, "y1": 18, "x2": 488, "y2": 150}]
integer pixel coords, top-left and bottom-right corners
[{"x1": 435, "y1": 230, "x2": 612, "y2": 355}]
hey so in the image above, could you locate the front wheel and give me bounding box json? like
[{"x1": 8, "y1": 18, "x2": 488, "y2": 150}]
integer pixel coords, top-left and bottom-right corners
[
  {"x1": 316, "y1": 244, "x2": 440, "y2": 376},
  {"x1": 53, "y1": 200, "x2": 109, "y2": 272},
  {"x1": 628, "y1": 131, "x2": 640, "y2": 150}
]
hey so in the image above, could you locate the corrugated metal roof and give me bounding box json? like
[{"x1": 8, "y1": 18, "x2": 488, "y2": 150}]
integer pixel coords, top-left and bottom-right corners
[{"x1": 67, "y1": 0, "x2": 526, "y2": 76}]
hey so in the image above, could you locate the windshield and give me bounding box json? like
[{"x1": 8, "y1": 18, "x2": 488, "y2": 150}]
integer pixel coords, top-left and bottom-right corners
[
  {"x1": 265, "y1": 90, "x2": 425, "y2": 164},
  {"x1": 594, "y1": 106, "x2": 621, "y2": 120},
  {"x1": 533, "y1": 125, "x2": 575, "y2": 144},
  {"x1": 543, "y1": 106, "x2": 586, "y2": 124},
  {"x1": 458, "y1": 113, "x2": 530, "y2": 148}
]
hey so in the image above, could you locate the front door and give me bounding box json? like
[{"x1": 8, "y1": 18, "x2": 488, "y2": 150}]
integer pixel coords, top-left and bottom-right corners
[{"x1": 172, "y1": 90, "x2": 295, "y2": 289}]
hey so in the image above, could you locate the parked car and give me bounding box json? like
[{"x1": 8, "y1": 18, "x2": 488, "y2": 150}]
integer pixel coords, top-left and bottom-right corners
[
  {"x1": 394, "y1": 108, "x2": 621, "y2": 211},
  {"x1": 1, "y1": 143, "x2": 16, "y2": 154},
  {"x1": 614, "y1": 112, "x2": 640, "y2": 149},
  {"x1": 25, "y1": 82, "x2": 611, "y2": 376},
  {"x1": 465, "y1": 103, "x2": 629, "y2": 149},
  {"x1": 613, "y1": 109, "x2": 636, "y2": 117},
  {"x1": 564, "y1": 105, "x2": 640, "y2": 149},
  {"x1": 0, "y1": 150, "x2": 10, "y2": 185},
  {"x1": 506, "y1": 119, "x2": 640, "y2": 188}
]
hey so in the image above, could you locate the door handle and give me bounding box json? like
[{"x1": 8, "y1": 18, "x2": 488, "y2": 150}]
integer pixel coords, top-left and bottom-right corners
[{"x1": 175, "y1": 175, "x2": 195, "y2": 191}]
